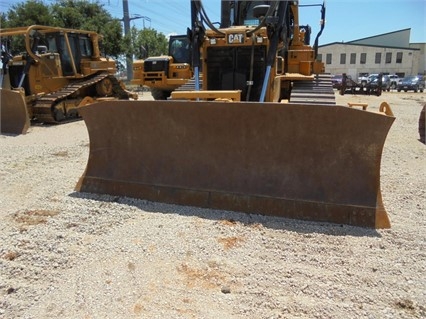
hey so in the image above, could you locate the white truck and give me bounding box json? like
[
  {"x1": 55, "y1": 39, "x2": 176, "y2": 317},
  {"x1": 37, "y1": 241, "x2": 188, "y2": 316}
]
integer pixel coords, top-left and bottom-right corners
[{"x1": 358, "y1": 73, "x2": 376, "y2": 86}]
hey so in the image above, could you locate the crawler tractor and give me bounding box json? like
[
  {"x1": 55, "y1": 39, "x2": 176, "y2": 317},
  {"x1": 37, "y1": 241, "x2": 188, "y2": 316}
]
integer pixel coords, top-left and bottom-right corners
[
  {"x1": 76, "y1": 1, "x2": 395, "y2": 228},
  {"x1": 0, "y1": 25, "x2": 136, "y2": 134}
]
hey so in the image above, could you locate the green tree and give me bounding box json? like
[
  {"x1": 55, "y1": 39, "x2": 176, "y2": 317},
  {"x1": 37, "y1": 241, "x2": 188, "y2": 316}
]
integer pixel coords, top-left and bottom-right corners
[
  {"x1": 2, "y1": 0, "x2": 123, "y2": 58},
  {"x1": 133, "y1": 28, "x2": 168, "y2": 59},
  {"x1": 50, "y1": 0, "x2": 123, "y2": 57},
  {"x1": 1, "y1": 0, "x2": 168, "y2": 60},
  {"x1": 0, "y1": 12, "x2": 7, "y2": 28},
  {"x1": 5, "y1": 0, "x2": 53, "y2": 28},
  {"x1": 100, "y1": 20, "x2": 124, "y2": 58}
]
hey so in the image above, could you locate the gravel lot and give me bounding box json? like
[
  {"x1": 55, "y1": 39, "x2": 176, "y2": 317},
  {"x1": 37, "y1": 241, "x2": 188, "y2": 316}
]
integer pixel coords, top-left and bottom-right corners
[{"x1": 1, "y1": 91, "x2": 425, "y2": 318}]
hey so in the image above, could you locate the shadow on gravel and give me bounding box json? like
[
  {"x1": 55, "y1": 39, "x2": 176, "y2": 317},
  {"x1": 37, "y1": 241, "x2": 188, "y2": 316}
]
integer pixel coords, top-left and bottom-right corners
[{"x1": 69, "y1": 191, "x2": 383, "y2": 238}]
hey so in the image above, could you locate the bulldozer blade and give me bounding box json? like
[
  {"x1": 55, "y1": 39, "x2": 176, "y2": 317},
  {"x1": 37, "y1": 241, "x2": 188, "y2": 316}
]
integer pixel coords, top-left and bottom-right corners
[
  {"x1": 76, "y1": 100, "x2": 394, "y2": 228},
  {"x1": 0, "y1": 89, "x2": 30, "y2": 135}
]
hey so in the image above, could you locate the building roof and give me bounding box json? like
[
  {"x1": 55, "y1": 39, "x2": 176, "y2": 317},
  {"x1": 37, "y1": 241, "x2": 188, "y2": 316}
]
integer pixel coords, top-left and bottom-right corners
[
  {"x1": 319, "y1": 29, "x2": 415, "y2": 50},
  {"x1": 318, "y1": 42, "x2": 419, "y2": 51}
]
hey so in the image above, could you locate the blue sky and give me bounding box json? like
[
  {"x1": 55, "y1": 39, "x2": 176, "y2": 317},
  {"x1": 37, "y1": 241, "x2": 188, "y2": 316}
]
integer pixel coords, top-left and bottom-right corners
[{"x1": 1, "y1": 0, "x2": 425, "y2": 44}]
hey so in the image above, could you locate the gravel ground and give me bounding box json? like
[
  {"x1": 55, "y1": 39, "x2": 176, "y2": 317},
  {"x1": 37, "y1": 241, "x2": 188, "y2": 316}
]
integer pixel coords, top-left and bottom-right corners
[{"x1": 0, "y1": 91, "x2": 425, "y2": 319}]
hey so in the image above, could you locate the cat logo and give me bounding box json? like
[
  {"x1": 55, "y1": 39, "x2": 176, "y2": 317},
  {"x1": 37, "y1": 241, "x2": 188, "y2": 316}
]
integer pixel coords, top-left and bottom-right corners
[{"x1": 227, "y1": 33, "x2": 244, "y2": 44}]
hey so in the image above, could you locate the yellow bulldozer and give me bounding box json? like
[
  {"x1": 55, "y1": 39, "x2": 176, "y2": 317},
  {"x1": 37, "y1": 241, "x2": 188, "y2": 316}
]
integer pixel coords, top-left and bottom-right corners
[
  {"x1": 76, "y1": 1, "x2": 395, "y2": 228},
  {"x1": 0, "y1": 25, "x2": 136, "y2": 134}
]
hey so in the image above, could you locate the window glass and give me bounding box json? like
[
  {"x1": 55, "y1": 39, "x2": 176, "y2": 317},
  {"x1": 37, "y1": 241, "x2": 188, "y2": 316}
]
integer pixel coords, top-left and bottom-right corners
[
  {"x1": 385, "y1": 52, "x2": 392, "y2": 63},
  {"x1": 79, "y1": 37, "x2": 93, "y2": 57},
  {"x1": 350, "y1": 53, "x2": 356, "y2": 64},
  {"x1": 375, "y1": 52, "x2": 381, "y2": 64}
]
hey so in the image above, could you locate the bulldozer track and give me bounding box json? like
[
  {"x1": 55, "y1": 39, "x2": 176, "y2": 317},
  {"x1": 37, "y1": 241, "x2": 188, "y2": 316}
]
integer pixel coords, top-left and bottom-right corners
[
  {"x1": 33, "y1": 72, "x2": 126, "y2": 123},
  {"x1": 290, "y1": 74, "x2": 336, "y2": 105}
]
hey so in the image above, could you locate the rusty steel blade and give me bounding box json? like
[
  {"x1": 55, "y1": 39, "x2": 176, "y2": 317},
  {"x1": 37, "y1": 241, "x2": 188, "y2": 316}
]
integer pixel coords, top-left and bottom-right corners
[
  {"x1": 0, "y1": 89, "x2": 30, "y2": 135},
  {"x1": 76, "y1": 100, "x2": 394, "y2": 228}
]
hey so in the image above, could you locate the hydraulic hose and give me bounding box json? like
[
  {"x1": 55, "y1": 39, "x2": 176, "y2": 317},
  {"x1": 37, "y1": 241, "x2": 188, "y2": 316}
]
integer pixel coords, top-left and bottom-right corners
[{"x1": 259, "y1": 1, "x2": 289, "y2": 102}]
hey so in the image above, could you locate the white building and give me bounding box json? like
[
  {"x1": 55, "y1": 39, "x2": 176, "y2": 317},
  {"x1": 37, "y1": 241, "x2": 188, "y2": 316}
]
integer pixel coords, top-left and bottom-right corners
[{"x1": 317, "y1": 29, "x2": 426, "y2": 79}]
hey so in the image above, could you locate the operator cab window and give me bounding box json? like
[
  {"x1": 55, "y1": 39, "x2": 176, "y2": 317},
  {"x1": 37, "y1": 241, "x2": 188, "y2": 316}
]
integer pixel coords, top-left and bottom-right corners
[
  {"x1": 46, "y1": 35, "x2": 58, "y2": 53},
  {"x1": 79, "y1": 36, "x2": 93, "y2": 57},
  {"x1": 170, "y1": 38, "x2": 190, "y2": 64},
  {"x1": 237, "y1": 1, "x2": 271, "y2": 26}
]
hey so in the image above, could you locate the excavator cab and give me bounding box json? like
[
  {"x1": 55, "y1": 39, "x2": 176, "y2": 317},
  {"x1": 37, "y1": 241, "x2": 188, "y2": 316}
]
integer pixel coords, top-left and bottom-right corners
[{"x1": 76, "y1": 1, "x2": 395, "y2": 228}]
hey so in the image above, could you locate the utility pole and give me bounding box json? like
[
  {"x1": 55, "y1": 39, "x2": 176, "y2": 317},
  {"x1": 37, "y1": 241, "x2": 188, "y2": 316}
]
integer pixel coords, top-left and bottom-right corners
[
  {"x1": 122, "y1": 0, "x2": 143, "y2": 80},
  {"x1": 140, "y1": 16, "x2": 151, "y2": 29},
  {"x1": 122, "y1": 0, "x2": 132, "y2": 80}
]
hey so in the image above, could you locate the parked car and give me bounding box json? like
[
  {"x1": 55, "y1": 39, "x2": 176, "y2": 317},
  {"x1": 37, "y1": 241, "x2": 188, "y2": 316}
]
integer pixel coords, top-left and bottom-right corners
[
  {"x1": 388, "y1": 74, "x2": 400, "y2": 89},
  {"x1": 358, "y1": 73, "x2": 381, "y2": 87},
  {"x1": 358, "y1": 73, "x2": 370, "y2": 86},
  {"x1": 367, "y1": 74, "x2": 391, "y2": 91},
  {"x1": 331, "y1": 74, "x2": 352, "y2": 89},
  {"x1": 397, "y1": 76, "x2": 424, "y2": 92}
]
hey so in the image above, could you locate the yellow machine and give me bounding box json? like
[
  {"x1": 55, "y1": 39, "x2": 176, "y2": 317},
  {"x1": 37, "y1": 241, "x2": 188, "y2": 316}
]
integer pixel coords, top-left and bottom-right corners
[
  {"x1": 0, "y1": 25, "x2": 136, "y2": 134},
  {"x1": 131, "y1": 35, "x2": 193, "y2": 100},
  {"x1": 76, "y1": 1, "x2": 395, "y2": 228}
]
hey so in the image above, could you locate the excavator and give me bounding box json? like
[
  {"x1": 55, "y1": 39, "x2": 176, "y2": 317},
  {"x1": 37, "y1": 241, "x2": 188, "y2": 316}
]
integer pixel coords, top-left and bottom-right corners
[
  {"x1": 0, "y1": 25, "x2": 136, "y2": 135},
  {"x1": 76, "y1": 1, "x2": 395, "y2": 228}
]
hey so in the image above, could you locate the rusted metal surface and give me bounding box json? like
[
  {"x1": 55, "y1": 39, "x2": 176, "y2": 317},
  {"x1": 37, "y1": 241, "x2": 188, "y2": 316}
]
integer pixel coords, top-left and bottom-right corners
[
  {"x1": 76, "y1": 100, "x2": 394, "y2": 228},
  {"x1": 0, "y1": 89, "x2": 30, "y2": 135}
]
